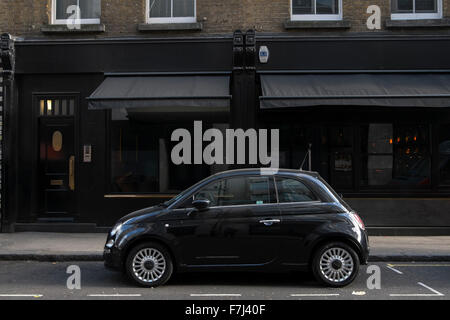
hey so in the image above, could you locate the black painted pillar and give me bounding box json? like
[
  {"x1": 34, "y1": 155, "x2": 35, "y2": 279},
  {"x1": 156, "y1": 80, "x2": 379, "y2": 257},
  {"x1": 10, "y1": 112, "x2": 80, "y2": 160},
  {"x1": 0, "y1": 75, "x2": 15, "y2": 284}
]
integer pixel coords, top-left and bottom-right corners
[
  {"x1": 1, "y1": 33, "x2": 18, "y2": 232},
  {"x1": 231, "y1": 30, "x2": 257, "y2": 131}
]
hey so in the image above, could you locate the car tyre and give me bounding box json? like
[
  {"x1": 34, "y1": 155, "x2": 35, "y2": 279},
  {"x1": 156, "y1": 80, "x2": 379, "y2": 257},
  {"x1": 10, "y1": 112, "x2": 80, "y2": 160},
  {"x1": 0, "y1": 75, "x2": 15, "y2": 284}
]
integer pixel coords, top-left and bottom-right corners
[
  {"x1": 312, "y1": 242, "x2": 359, "y2": 287},
  {"x1": 125, "y1": 242, "x2": 173, "y2": 287}
]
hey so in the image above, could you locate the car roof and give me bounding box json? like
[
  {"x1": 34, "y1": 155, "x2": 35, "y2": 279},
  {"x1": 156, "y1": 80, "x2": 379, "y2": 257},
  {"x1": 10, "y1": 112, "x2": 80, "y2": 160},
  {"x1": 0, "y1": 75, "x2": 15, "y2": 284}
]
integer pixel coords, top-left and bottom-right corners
[{"x1": 209, "y1": 168, "x2": 321, "y2": 180}]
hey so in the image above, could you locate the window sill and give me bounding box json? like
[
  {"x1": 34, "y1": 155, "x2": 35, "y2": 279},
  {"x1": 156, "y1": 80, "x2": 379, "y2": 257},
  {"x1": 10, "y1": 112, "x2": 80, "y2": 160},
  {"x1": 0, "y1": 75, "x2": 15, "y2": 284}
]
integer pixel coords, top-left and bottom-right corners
[
  {"x1": 41, "y1": 24, "x2": 105, "y2": 34},
  {"x1": 284, "y1": 19, "x2": 351, "y2": 30},
  {"x1": 138, "y1": 22, "x2": 203, "y2": 32},
  {"x1": 385, "y1": 18, "x2": 450, "y2": 28}
]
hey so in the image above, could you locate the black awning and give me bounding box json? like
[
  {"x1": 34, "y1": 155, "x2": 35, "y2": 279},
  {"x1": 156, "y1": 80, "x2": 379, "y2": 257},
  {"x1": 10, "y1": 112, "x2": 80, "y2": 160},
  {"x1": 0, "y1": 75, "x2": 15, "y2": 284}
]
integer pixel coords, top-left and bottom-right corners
[
  {"x1": 87, "y1": 75, "x2": 231, "y2": 111},
  {"x1": 260, "y1": 73, "x2": 450, "y2": 109}
]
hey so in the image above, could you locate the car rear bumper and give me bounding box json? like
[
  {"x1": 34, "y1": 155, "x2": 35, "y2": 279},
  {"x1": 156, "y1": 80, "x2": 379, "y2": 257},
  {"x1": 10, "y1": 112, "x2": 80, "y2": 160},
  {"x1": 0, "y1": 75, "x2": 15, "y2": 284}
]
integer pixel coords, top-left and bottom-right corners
[{"x1": 103, "y1": 246, "x2": 123, "y2": 271}]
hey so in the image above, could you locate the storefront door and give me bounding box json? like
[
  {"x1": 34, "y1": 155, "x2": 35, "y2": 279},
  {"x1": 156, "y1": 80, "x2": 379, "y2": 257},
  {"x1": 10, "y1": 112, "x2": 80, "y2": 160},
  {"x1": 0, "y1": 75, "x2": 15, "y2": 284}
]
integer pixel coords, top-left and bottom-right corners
[{"x1": 38, "y1": 117, "x2": 76, "y2": 218}]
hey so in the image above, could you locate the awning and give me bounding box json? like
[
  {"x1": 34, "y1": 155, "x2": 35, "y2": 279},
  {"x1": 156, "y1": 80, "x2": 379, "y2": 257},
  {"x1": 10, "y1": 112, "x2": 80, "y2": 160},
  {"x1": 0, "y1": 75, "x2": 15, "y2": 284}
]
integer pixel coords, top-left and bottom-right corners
[
  {"x1": 87, "y1": 75, "x2": 231, "y2": 111},
  {"x1": 260, "y1": 73, "x2": 450, "y2": 109}
]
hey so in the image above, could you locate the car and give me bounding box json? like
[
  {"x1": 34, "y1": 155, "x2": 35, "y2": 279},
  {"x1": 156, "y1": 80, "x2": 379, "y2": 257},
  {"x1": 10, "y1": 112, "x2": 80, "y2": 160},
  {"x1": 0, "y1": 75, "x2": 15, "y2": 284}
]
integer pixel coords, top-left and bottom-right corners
[{"x1": 103, "y1": 168, "x2": 369, "y2": 288}]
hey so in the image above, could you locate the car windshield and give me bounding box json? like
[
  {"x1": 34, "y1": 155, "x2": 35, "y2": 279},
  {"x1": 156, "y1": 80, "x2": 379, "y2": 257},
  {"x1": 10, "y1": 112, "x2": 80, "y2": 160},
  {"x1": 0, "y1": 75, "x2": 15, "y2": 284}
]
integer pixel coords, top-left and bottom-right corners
[
  {"x1": 162, "y1": 175, "x2": 213, "y2": 207},
  {"x1": 317, "y1": 176, "x2": 353, "y2": 211}
]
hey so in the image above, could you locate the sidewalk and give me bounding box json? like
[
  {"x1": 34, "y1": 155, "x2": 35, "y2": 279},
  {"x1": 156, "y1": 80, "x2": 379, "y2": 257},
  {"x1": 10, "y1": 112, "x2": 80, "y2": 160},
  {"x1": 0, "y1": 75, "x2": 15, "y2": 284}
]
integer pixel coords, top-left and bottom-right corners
[{"x1": 0, "y1": 232, "x2": 449, "y2": 262}]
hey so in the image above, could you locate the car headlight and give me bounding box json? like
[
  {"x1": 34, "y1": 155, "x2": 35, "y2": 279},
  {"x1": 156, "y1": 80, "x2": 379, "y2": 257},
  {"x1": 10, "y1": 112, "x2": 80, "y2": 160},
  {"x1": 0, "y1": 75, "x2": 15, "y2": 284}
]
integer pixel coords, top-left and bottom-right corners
[{"x1": 110, "y1": 222, "x2": 123, "y2": 237}]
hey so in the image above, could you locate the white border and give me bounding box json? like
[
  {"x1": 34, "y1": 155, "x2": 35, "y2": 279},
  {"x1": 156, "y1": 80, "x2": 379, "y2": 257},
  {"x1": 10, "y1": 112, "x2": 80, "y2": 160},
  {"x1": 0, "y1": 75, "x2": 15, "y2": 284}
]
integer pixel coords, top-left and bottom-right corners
[
  {"x1": 391, "y1": 0, "x2": 442, "y2": 20},
  {"x1": 146, "y1": 0, "x2": 196, "y2": 24},
  {"x1": 290, "y1": 0, "x2": 343, "y2": 21},
  {"x1": 51, "y1": 0, "x2": 101, "y2": 25}
]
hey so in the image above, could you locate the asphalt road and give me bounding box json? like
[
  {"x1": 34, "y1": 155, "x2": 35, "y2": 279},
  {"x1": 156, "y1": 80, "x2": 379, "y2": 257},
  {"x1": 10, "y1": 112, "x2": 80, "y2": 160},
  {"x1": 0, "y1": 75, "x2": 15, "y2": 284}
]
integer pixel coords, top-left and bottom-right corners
[{"x1": 0, "y1": 261, "x2": 449, "y2": 300}]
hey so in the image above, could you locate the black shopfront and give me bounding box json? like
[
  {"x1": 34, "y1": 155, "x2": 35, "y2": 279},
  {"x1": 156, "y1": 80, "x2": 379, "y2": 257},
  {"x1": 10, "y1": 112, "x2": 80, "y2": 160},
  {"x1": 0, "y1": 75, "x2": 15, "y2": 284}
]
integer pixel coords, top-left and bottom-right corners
[{"x1": 2, "y1": 32, "x2": 450, "y2": 234}]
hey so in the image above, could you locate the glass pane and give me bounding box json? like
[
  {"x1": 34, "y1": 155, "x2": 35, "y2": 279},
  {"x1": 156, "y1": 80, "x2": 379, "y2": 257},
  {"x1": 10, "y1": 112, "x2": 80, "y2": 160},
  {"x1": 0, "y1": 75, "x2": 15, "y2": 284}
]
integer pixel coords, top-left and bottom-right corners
[
  {"x1": 69, "y1": 99, "x2": 75, "y2": 115},
  {"x1": 276, "y1": 178, "x2": 317, "y2": 203},
  {"x1": 392, "y1": 0, "x2": 414, "y2": 13},
  {"x1": 40, "y1": 100, "x2": 45, "y2": 116},
  {"x1": 149, "y1": 0, "x2": 171, "y2": 18},
  {"x1": 61, "y1": 100, "x2": 67, "y2": 115},
  {"x1": 79, "y1": 0, "x2": 101, "y2": 19},
  {"x1": 56, "y1": 0, "x2": 77, "y2": 20},
  {"x1": 439, "y1": 124, "x2": 450, "y2": 186},
  {"x1": 292, "y1": 0, "x2": 314, "y2": 14},
  {"x1": 316, "y1": 0, "x2": 339, "y2": 14},
  {"x1": 54, "y1": 100, "x2": 60, "y2": 116},
  {"x1": 194, "y1": 176, "x2": 273, "y2": 207},
  {"x1": 173, "y1": 0, "x2": 195, "y2": 17},
  {"x1": 416, "y1": 0, "x2": 437, "y2": 12},
  {"x1": 361, "y1": 124, "x2": 431, "y2": 187}
]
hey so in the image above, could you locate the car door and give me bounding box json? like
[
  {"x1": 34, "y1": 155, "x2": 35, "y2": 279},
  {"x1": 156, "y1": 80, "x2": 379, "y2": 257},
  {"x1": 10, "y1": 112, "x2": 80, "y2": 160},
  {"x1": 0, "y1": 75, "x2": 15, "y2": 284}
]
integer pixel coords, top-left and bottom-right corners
[
  {"x1": 275, "y1": 176, "x2": 331, "y2": 265},
  {"x1": 214, "y1": 175, "x2": 282, "y2": 266}
]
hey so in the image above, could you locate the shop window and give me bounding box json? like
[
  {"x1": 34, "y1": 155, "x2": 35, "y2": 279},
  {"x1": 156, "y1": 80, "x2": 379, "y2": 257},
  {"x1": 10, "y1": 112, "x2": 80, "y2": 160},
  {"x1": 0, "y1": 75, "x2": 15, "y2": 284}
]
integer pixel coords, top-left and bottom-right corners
[
  {"x1": 328, "y1": 126, "x2": 354, "y2": 190},
  {"x1": 360, "y1": 124, "x2": 431, "y2": 187},
  {"x1": 291, "y1": 0, "x2": 342, "y2": 21},
  {"x1": 391, "y1": 0, "x2": 442, "y2": 20},
  {"x1": 147, "y1": 0, "x2": 196, "y2": 24},
  {"x1": 193, "y1": 176, "x2": 276, "y2": 207},
  {"x1": 52, "y1": 0, "x2": 101, "y2": 25},
  {"x1": 439, "y1": 124, "x2": 450, "y2": 186},
  {"x1": 110, "y1": 119, "x2": 228, "y2": 194}
]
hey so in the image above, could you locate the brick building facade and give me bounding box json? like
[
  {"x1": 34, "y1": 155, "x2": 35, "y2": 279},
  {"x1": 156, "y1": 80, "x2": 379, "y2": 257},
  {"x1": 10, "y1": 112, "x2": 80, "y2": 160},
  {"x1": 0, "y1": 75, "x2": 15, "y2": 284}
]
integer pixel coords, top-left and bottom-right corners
[
  {"x1": 1, "y1": 0, "x2": 450, "y2": 36},
  {"x1": 2, "y1": 1, "x2": 450, "y2": 234}
]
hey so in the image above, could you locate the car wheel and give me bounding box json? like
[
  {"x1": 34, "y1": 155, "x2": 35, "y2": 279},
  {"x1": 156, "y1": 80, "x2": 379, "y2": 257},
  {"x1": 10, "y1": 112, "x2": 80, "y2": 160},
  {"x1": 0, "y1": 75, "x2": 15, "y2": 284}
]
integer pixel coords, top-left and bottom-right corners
[
  {"x1": 125, "y1": 242, "x2": 173, "y2": 287},
  {"x1": 312, "y1": 242, "x2": 359, "y2": 287}
]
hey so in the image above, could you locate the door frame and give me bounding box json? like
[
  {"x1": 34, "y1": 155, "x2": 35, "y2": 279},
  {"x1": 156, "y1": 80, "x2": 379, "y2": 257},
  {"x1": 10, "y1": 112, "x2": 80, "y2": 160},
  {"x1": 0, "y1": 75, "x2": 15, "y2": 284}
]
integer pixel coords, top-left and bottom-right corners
[{"x1": 32, "y1": 93, "x2": 81, "y2": 222}]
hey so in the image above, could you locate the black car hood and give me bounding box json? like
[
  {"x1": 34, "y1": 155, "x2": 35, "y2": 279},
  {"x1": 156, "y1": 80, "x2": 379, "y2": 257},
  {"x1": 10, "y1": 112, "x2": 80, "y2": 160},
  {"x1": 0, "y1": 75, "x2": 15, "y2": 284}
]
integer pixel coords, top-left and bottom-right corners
[{"x1": 119, "y1": 205, "x2": 167, "y2": 225}]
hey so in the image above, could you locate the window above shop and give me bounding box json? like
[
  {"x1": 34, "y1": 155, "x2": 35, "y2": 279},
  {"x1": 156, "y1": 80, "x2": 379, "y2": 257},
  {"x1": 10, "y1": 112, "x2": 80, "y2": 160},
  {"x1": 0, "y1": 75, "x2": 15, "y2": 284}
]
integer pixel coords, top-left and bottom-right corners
[
  {"x1": 291, "y1": 0, "x2": 342, "y2": 21},
  {"x1": 146, "y1": 0, "x2": 196, "y2": 24},
  {"x1": 391, "y1": 0, "x2": 442, "y2": 20},
  {"x1": 52, "y1": 0, "x2": 101, "y2": 25}
]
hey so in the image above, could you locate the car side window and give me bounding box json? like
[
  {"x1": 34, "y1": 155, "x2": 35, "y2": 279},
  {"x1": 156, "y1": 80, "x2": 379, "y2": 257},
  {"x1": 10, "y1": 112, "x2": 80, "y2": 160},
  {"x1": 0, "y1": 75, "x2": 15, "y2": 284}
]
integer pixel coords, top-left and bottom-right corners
[
  {"x1": 193, "y1": 176, "x2": 276, "y2": 207},
  {"x1": 275, "y1": 177, "x2": 317, "y2": 203}
]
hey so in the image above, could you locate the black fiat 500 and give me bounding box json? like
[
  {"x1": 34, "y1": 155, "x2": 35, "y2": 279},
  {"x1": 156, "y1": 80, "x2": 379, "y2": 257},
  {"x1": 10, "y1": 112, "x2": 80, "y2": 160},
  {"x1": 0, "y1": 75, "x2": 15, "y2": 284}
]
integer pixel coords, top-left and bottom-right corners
[{"x1": 104, "y1": 169, "x2": 369, "y2": 287}]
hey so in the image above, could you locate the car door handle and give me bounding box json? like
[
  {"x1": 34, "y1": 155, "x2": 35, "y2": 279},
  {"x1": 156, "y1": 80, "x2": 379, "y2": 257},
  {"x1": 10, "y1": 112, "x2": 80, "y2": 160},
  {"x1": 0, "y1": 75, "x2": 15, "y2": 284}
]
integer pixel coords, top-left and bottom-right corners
[{"x1": 259, "y1": 219, "x2": 281, "y2": 226}]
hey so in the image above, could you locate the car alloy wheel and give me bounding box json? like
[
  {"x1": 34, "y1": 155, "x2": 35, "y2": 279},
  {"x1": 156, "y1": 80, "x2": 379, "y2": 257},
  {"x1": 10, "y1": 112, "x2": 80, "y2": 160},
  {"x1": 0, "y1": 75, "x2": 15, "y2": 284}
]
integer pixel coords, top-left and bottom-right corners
[
  {"x1": 132, "y1": 248, "x2": 166, "y2": 283},
  {"x1": 312, "y1": 242, "x2": 359, "y2": 287},
  {"x1": 126, "y1": 242, "x2": 173, "y2": 287},
  {"x1": 319, "y1": 247, "x2": 354, "y2": 283}
]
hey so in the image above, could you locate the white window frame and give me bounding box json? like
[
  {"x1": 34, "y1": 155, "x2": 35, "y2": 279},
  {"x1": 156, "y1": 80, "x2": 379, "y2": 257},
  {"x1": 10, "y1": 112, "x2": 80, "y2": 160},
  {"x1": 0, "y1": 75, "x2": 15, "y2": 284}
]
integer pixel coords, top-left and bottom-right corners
[
  {"x1": 51, "y1": 0, "x2": 101, "y2": 25},
  {"x1": 290, "y1": 0, "x2": 343, "y2": 21},
  {"x1": 146, "y1": 0, "x2": 197, "y2": 24},
  {"x1": 391, "y1": 0, "x2": 442, "y2": 20}
]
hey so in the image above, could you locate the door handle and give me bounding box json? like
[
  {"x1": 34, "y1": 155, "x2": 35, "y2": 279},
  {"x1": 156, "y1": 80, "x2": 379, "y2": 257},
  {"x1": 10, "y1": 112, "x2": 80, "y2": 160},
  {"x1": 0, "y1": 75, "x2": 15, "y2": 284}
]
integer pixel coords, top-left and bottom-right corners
[
  {"x1": 69, "y1": 155, "x2": 75, "y2": 191},
  {"x1": 259, "y1": 219, "x2": 281, "y2": 226}
]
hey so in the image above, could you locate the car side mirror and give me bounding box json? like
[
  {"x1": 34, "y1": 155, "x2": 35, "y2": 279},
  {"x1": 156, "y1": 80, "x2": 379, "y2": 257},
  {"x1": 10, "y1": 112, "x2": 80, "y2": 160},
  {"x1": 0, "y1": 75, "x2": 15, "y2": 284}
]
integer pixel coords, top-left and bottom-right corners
[{"x1": 191, "y1": 199, "x2": 210, "y2": 212}]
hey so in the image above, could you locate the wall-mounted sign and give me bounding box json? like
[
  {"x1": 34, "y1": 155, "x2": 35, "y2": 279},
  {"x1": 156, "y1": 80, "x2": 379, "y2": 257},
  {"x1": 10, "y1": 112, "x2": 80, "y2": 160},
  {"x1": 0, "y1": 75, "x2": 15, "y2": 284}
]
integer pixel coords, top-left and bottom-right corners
[
  {"x1": 259, "y1": 46, "x2": 269, "y2": 64},
  {"x1": 83, "y1": 144, "x2": 92, "y2": 163}
]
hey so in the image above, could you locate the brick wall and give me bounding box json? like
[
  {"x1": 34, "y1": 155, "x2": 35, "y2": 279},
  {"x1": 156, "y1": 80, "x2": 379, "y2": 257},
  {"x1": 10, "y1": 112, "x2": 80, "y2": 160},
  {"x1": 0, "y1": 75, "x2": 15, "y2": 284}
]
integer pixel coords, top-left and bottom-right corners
[{"x1": 0, "y1": 1, "x2": 450, "y2": 37}]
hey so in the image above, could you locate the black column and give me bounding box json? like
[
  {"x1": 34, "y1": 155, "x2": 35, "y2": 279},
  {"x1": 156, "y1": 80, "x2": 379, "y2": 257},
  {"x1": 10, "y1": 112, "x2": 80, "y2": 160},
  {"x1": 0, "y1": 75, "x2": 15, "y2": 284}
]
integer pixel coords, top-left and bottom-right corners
[
  {"x1": 1, "y1": 33, "x2": 18, "y2": 232},
  {"x1": 231, "y1": 30, "x2": 257, "y2": 131}
]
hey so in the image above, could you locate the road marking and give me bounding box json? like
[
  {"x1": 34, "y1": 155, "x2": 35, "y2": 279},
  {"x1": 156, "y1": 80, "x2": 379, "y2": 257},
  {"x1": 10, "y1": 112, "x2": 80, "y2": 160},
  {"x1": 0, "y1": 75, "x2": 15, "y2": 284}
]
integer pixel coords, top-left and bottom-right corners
[
  {"x1": 390, "y1": 282, "x2": 444, "y2": 297},
  {"x1": 386, "y1": 264, "x2": 403, "y2": 274},
  {"x1": 87, "y1": 294, "x2": 142, "y2": 297},
  {"x1": 190, "y1": 293, "x2": 242, "y2": 297},
  {"x1": 0, "y1": 294, "x2": 43, "y2": 298},
  {"x1": 417, "y1": 282, "x2": 444, "y2": 296},
  {"x1": 290, "y1": 293, "x2": 339, "y2": 297},
  {"x1": 388, "y1": 264, "x2": 450, "y2": 267}
]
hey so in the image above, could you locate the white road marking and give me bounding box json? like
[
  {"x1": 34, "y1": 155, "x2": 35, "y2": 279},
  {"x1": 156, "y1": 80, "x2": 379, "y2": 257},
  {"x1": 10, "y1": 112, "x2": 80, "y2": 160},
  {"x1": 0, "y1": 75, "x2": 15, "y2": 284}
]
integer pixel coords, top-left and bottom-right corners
[
  {"x1": 88, "y1": 294, "x2": 142, "y2": 297},
  {"x1": 390, "y1": 282, "x2": 444, "y2": 297},
  {"x1": 290, "y1": 293, "x2": 339, "y2": 297},
  {"x1": 417, "y1": 282, "x2": 444, "y2": 296},
  {"x1": 386, "y1": 265, "x2": 403, "y2": 274},
  {"x1": 0, "y1": 294, "x2": 43, "y2": 298},
  {"x1": 190, "y1": 293, "x2": 242, "y2": 297}
]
